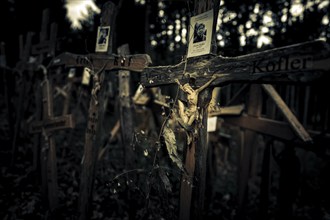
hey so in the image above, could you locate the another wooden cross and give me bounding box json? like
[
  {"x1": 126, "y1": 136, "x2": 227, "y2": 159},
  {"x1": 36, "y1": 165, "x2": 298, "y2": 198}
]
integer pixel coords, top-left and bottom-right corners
[
  {"x1": 12, "y1": 8, "x2": 58, "y2": 169},
  {"x1": 51, "y1": 2, "x2": 151, "y2": 220},
  {"x1": 30, "y1": 65, "x2": 74, "y2": 212},
  {"x1": 140, "y1": 1, "x2": 330, "y2": 220},
  {"x1": 32, "y1": 9, "x2": 57, "y2": 62}
]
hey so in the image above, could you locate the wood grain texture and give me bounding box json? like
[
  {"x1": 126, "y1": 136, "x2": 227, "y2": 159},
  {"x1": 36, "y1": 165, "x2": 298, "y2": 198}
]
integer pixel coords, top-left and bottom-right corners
[
  {"x1": 141, "y1": 40, "x2": 330, "y2": 87},
  {"x1": 49, "y1": 52, "x2": 152, "y2": 72},
  {"x1": 223, "y1": 114, "x2": 296, "y2": 140},
  {"x1": 261, "y1": 84, "x2": 312, "y2": 142}
]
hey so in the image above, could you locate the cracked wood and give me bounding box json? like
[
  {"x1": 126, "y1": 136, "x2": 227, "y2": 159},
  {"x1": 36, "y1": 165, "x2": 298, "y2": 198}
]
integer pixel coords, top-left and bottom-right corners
[{"x1": 141, "y1": 40, "x2": 330, "y2": 87}]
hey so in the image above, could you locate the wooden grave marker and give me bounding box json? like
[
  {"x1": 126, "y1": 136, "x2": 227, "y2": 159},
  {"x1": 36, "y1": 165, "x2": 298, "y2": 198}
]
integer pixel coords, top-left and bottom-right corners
[
  {"x1": 141, "y1": 1, "x2": 221, "y2": 219},
  {"x1": 11, "y1": 8, "x2": 61, "y2": 213},
  {"x1": 12, "y1": 8, "x2": 58, "y2": 169},
  {"x1": 32, "y1": 9, "x2": 57, "y2": 61},
  {"x1": 30, "y1": 65, "x2": 75, "y2": 211},
  {"x1": 140, "y1": 1, "x2": 330, "y2": 219},
  {"x1": 32, "y1": 9, "x2": 59, "y2": 181},
  {"x1": 45, "y1": 2, "x2": 153, "y2": 220}
]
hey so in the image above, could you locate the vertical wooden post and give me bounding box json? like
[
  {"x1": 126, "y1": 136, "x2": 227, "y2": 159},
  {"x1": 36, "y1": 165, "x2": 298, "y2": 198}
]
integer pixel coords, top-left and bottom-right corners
[
  {"x1": 237, "y1": 85, "x2": 262, "y2": 216},
  {"x1": 78, "y1": 2, "x2": 118, "y2": 220},
  {"x1": 30, "y1": 69, "x2": 75, "y2": 213},
  {"x1": 42, "y1": 76, "x2": 59, "y2": 211},
  {"x1": 117, "y1": 44, "x2": 135, "y2": 169},
  {"x1": 62, "y1": 84, "x2": 72, "y2": 116},
  {"x1": 302, "y1": 86, "x2": 310, "y2": 126},
  {"x1": 11, "y1": 32, "x2": 34, "y2": 166},
  {"x1": 33, "y1": 10, "x2": 59, "y2": 210},
  {"x1": 258, "y1": 139, "x2": 272, "y2": 220},
  {"x1": 179, "y1": 1, "x2": 219, "y2": 220}
]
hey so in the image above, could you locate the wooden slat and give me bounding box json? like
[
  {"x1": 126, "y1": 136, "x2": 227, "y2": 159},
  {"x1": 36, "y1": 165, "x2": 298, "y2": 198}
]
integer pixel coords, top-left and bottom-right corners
[
  {"x1": 226, "y1": 84, "x2": 248, "y2": 106},
  {"x1": 49, "y1": 52, "x2": 151, "y2": 72},
  {"x1": 223, "y1": 114, "x2": 296, "y2": 140},
  {"x1": 30, "y1": 114, "x2": 75, "y2": 133},
  {"x1": 261, "y1": 84, "x2": 312, "y2": 142},
  {"x1": 118, "y1": 44, "x2": 135, "y2": 170},
  {"x1": 237, "y1": 85, "x2": 262, "y2": 216},
  {"x1": 209, "y1": 104, "x2": 244, "y2": 117},
  {"x1": 141, "y1": 40, "x2": 330, "y2": 87}
]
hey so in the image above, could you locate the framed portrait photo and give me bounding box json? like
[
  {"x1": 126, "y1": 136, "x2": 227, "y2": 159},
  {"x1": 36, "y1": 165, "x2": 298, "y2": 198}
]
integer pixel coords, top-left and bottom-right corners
[
  {"x1": 95, "y1": 26, "x2": 110, "y2": 52},
  {"x1": 187, "y1": 10, "x2": 213, "y2": 58}
]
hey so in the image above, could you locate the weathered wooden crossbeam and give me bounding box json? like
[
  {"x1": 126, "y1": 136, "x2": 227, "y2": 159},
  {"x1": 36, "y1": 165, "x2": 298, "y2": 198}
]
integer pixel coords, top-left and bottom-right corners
[
  {"x1": 49, "y1": 52, "x2": 151, "y2": 72},
  {"x1": 29, "y1": 68, "x2": 75, "y2": 211},
  {"x1": 224, "y1": 114, "x2": 296, "y2": 141},
  {"x1": 30, "y1": 114, "x2": 74, "y2": 133},
  {"x1": 32, "y1": 39, "x2": 55, "y2": 55},
  {"x1": 31, "y1": 21, "x2": 57, "y2": 56},
  {"x1": 141, "y1": 40, "x2": 330, "y2": 87}
]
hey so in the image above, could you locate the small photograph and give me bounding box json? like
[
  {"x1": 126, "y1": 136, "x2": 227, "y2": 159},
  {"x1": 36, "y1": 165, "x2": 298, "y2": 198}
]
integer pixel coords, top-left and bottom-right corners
[
  {"x1": 193, "y1": 22, "x2": 207, "y2": 43},
  {"x1": 97, "y1": 27, "x2": 109, "y2": 44},
  {"x1": 95, "y1": 26, "x2": 110, "y2": 52},
  {"x1": 187, "y1": 10, "x2": 213, "y2": 57}
]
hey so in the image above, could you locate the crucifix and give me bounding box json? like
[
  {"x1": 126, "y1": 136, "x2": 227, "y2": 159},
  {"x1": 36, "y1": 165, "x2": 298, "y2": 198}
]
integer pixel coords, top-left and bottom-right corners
[
  {"x1": 140, "y1": 1, "x2": 330, "y2": 219},
  {"x1": 30, "y1": 65, "x2": 75, "y2": 212},
  {"x1": 48, "y1": 26, "x2": 152, "y2": 220},
  {"x1": 46, "y1": 2, "x2": 152, "y2": 220}
]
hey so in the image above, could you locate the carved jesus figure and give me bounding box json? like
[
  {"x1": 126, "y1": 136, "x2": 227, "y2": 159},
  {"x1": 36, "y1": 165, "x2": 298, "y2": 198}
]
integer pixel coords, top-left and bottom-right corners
[{"x1": 175, "y1": 74, "x2": 219, "y2": 132}]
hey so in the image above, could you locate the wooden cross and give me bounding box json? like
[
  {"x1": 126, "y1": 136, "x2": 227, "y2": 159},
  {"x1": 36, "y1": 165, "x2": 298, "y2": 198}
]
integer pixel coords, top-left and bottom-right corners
[
  {"x1": 12, "y1": 8, "x2": 61, "y2": 212},
  {"x1": 31, "y1": 9, "x2": 57, "y2": 62},
  {"x1": 51, "y1": 2, "x2": 151, "y2": 220},
  {"x1": 30, "y1": 65, "x2": 74, "y2": 212},
  {"x1": 12, "y1": 8, "x2": 58, "y2": 169},
  {"x1": 140, "y1": 1, "x2": 330, "y2": 219}
]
